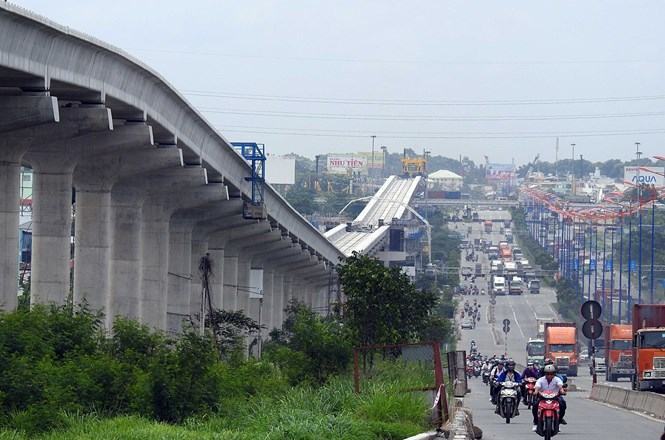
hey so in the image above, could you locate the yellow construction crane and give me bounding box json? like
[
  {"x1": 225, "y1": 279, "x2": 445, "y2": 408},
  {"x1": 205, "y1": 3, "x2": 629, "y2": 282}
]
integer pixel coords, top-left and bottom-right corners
[{"x1": 401, "y1": 156, "x2": 427, "y2": 177}]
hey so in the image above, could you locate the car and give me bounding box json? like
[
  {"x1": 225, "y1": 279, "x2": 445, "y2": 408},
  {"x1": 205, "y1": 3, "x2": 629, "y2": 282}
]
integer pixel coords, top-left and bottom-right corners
[{"x1": 461, "y1": 318, "x2": 474, "y2": 329}]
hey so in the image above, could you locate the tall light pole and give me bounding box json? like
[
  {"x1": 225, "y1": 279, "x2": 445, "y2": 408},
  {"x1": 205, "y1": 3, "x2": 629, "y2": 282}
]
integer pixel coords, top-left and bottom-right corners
[
  {"x1": 371, "y1": 135, "x2": 376, "y2": 179},
  {"x1": 571, "y1": 143, "x2": 576, "y2": 195}
]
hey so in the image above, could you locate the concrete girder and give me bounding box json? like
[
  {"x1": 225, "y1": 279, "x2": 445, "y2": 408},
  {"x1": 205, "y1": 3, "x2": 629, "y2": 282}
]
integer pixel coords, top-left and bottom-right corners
[
  {"x1": 208, "y1": 222, "x2": 270, "y2": 252},
  {"x1": 0, "y1": 95, "x2": 59, "y2": 132}
]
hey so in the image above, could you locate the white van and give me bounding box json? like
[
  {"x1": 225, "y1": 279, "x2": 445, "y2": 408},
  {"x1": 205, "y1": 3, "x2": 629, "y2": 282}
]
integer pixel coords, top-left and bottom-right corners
[{"x1": 493, "y1": 276, "x2": 506, "y2": 295}]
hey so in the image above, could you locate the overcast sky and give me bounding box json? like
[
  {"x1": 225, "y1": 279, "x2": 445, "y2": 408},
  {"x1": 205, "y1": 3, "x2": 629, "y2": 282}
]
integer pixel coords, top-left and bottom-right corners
[{"x1": 18, "y1": 0, "x2": 665, "y2": 165}]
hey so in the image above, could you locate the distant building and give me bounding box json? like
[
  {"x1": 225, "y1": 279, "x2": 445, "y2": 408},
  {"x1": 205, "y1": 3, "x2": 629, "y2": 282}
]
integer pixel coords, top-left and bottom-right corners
[{"x1": 427, "y1": 169, "x2": 463, "y2": 199}]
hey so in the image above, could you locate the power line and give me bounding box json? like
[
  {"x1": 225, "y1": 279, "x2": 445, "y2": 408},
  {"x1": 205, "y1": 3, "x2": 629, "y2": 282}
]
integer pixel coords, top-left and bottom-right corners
[
  {"x1": 218, "y1": 124, "x2": 665, "y2": 137},
  {"x1": 199, "y1": 107, "x2": 665, "y2": 122},
  {"x1": 218, "y1": 127, "x2": 665, "y2": 140},
  {"x1": 130, "y1": 48, "x2": 665, "y2": 67},
  {"x1": 185, "y1": 90, "x2": 665, "y2": 106}
]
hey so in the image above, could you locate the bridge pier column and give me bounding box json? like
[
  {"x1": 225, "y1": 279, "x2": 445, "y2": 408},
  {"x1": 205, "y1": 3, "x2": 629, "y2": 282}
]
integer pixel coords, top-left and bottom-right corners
[
  {"x1": 222, "y1": 255, "x2": 238, "y2": 311},
  {"x1": 189, "y1": 237, "x2": 208, "y2": 318},
  {"x1": 272, "y1": 273, "x2": 284, "y2": 329},
  {"x1": 236, "y1": 257, "x2": 251, "y2": 314},
  {"x1": 73, "y1": 185, "x2": 112, "y2": 316},
  {"x1": 140, "y1": 201, "x2": 170, "y2": 330},
  {"x1": 261, "y1": 269, "x2": 274, "y2": 333},
  {"x1": 108, "y1": 188, "x2": 144, "y2": 324},
  {"x1": 167, "y1": 219, "x2": 193, "y2": 333},
  {"x1": 29, "y1": 160, "x2": 74, "y2": 306},
  {"x1": 0, "y1": 153, "x2": 21, "y2": 310},
  {"x1": 207, "y1": 247, "x2": 224, "y2": 312}
]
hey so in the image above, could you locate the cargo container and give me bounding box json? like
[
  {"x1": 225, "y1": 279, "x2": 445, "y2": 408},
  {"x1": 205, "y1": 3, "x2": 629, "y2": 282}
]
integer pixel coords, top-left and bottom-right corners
[
  {"x1": 632, "y1": 304, "x2": 665, "y2": 391},
  {"x1": 605, "y1": 324, "x2": 634, "y2": 382},
  {"x1": 544, "y1": 323, "x2": 578, "y2": 376}
]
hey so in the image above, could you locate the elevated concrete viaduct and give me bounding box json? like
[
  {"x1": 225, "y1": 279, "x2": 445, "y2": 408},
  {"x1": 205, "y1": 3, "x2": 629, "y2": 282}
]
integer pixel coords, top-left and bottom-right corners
[{"x1": 0, "y1": 3, "x2": 344, "y2": 334}]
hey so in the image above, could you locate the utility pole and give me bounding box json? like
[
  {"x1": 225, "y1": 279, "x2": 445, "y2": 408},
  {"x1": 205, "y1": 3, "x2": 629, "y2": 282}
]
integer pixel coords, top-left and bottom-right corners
[
  {"x1": 571, "y1": 143, "x2": 576, "y2": 195},
  {"x1": 555, "y1": 137, "x2": 559, "y2": 177},
  {"x1": 635, "y1": 142, "x2": 642, "y2": 201},
  {"x1": 371, "y1": 135, "x2": 376, "y2": 179},
  {"x1": 381, "y1": 146, "x2": 387, "y2": 178}
]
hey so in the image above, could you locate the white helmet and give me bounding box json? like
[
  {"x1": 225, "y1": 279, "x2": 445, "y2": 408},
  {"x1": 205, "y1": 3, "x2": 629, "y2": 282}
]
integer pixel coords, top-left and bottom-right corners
[{"x1": 543, "y1": 364, "x2": 557, "y2": 374}]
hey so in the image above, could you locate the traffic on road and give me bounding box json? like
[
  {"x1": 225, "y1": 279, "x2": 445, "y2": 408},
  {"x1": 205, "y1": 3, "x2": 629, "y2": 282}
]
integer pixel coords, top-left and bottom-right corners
[{"x1": 452, "y1": 209, "x2": 664, "y2": 439}]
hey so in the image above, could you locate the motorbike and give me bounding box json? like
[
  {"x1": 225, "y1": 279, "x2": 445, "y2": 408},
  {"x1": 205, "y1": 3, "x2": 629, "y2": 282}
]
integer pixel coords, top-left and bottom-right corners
[
  {"x1": 482, "y1": 370, "x2": 490, "y2": 385},
  {"x1": 473, "y1": 365, "x2": 481, "y2": 377},
  {"x1": 524, "y1": 377, "x2": 537, "y2": 408},
  {"x1": 536, "y1": 391, "x2": 561, "y2": 439},
  {"x1": 497, "y1": 381, "x2": 520, "y2": 424},
  {"x1": 465, "y1": 365, "x2": 473, "y2": 379}
]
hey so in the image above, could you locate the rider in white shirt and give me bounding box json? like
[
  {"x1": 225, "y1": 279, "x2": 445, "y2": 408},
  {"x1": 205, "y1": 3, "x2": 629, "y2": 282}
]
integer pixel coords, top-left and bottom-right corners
[{"x1": 532, "y1": 364, "x2": 567, "y2": 432}]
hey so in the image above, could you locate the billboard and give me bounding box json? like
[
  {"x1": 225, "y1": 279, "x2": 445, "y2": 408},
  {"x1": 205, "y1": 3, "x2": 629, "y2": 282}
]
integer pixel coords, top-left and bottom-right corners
[
  {"x1": 624, "y1": 166, "x2": 665, "y2": 187},
  {"x1": 326, "y1": 155, "x2": 367, "y2": 175},
  {"x1": 486, "y1": 163, "x2": 516, "y2": 181},
  {"x1": 266, "y1": 156, "x2": 296, "y2": 185}
]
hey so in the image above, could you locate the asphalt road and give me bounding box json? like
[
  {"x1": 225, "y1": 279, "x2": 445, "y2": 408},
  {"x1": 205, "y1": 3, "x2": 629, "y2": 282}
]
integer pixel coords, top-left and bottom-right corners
[{"x1": 451, "y1": 211, "x2": 664, "y2": 439}]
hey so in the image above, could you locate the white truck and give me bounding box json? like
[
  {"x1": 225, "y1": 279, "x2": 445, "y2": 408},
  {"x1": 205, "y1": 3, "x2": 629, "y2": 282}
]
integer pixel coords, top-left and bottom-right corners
[{"x1": 493, "y1": 276, "x2": 506, "y2": 295}]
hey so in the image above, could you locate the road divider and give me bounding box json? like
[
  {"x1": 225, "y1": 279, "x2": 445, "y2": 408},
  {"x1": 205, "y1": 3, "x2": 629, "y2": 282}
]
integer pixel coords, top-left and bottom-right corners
[{"x1": 589, "y1": 384, "x2": 665, "y2": 420}]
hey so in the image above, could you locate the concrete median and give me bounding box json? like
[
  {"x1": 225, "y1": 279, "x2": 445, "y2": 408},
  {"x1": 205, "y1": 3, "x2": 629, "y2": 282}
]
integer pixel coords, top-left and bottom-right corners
[{"x1": 590, "y1": 383, "x2": 665, "y2": 419}]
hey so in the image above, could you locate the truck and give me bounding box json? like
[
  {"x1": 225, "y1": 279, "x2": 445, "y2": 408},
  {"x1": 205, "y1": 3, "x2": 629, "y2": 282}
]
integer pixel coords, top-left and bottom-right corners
[
  {"x1": 492, "y1": 275, "x2": 506, "y2": 295},
  {"x1": 544, "y1": 322, "x2": 578, "y2": 376},
  {"x1": 526, "y1": 338, "x2": 546, "y2": 366},
  {"x1": 484, "y1": 220, "x2": 493, "y2": 233},
  {"x1": 509, "y1": 277, "x2": 524, "y2": 295},
  {"x1": 605, "y1": 324, "x2": 634, "y2": 382},
  {"x1": 632, "y1": 304, "x2": 665, "y2": 391},
  {"x1": 528, "y1": 279, "x2": 541, "y2": 294}
]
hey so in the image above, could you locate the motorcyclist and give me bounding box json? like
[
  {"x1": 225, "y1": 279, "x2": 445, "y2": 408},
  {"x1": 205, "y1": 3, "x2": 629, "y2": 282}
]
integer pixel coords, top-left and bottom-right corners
[
  {"x1": 496, "y1": 360, "x2": 522, "y2": 413},
  {"x1": 532, "y1": 364, "x2": 567, "y2": 432},
  {"x1": 521, "y1": 362, "x2": 540, "y2": 404},
  {"x1": 489, "y1": 361, "x2": 505, "y2": 403}
]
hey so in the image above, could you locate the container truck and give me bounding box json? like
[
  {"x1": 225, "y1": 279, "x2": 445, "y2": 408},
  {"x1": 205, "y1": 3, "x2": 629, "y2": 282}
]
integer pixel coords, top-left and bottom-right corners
[
  {"x1": 605, "y1": 324, "x2": 633, "y2": 382},
  {"x1": 632, "y1": 304, "x2": 665, "y2": 391},
  {"x1": 544, "y1": 323, "x2": 578, "y2": 376}
]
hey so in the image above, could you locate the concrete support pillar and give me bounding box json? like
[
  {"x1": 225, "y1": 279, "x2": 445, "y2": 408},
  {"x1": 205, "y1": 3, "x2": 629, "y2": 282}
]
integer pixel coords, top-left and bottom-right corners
[
  {"x1": 283, "y1": 276, "x2": 294, "y2": 305},
  {"x1": 222, "y1": 255, "x2": 238, "y2": 311},
  {"x1": 0, "y1": 157, "x2": 20, "y2": 310},
  {"x1": 237, "y1": 258, "x2": 251, "y2": 313},
  {"x1": 189, "y1": 238, "x2": 208, "y2": 317},
  {"x1": 272, "y1": 273, "x2": 284, "y2": 329},
  {"x1": 262, "y1": 270, "x2": 274, "y2": 332},
  {"x1": 167, "y1": 221, "x2": 192, "y2": 333},
  {"x1": 73, "y1": 186, "x2": 111, "y2": 314},
  {"x1": 204, "y1": 247, "x2": 222, "y2": 311},
  {"x1": 140, "y1": 202, "x2": 170, "y2": 330},
  {"x1": 108, "y1": 189, "x2": 143, "y2": 324},
  {"x1": 30, "y1": 163, "x2": 74, "y2": 305}
]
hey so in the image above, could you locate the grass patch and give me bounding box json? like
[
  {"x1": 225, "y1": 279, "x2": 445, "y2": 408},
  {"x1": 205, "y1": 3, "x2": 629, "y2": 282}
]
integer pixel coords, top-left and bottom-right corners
[{"x1": 0, "y1": 362, "x2": 432, "y2": 440}]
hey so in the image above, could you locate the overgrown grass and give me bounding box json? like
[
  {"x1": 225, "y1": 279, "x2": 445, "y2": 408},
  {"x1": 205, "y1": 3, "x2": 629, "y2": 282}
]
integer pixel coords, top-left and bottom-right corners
[{"x1": 0, "y1": 362, "x2": 432, "y2": 440}]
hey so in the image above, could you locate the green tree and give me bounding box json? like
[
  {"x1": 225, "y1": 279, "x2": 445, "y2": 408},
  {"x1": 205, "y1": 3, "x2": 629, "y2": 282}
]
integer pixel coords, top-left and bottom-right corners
[
  {"x1": 338, "y1": 253, "x2": 437, "y2": 348},
  {"x1": 264, "y1": 300, "x2": 352, "y2": 385}
]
